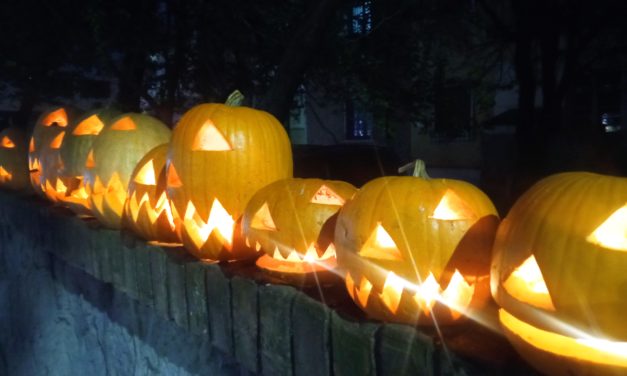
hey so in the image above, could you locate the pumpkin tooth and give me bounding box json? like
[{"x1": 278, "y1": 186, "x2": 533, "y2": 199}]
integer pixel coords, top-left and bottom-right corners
[
  {"x1": 286, "y1": 250, "x2": 301, "y2": 262},
  {"x1": 441, "y1": 270, "x2": 474, "y2": 320},
  {"x1": 320, "y1": 243, "x2": 336, "y2": 260},
  {"x1": 413, "y1": 273, "x2": 441, "y2": 316},
  {"x1": 303, "y1": 243, "x2": 318, "y2": 262},
  {"x1": 345, "y1": 272, "x2": 356, "y2": 301},
  {"x1": 272, "y1": 246, "x2": 282, "y2": 260},
  {"x1": 355, "y1": 276, "x2": 373, "y2": 308},
  {"x1": 379, "y1": 272, "x2": 406, "y2": 314},
  {"x1": 245, "y1": 237, "x2": 251, "y2": 248},
  {"x1": 256, "y1": 241, "x2": 262, "y2": 252}
]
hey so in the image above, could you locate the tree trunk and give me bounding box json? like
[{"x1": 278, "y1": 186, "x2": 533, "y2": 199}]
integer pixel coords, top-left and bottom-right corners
[{"x1": 259, "y1": 0, "x2": 345, "y2": 123}]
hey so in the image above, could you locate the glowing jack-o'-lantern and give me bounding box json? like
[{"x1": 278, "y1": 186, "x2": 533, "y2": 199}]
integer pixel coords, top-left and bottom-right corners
[
  {"x1": 57, "y1": 108, "x2": 120, "y2": 215},
  {"x1": 123, "y1": 143, "x2": 180, "y2": 244},
  {"x1": 0, "y1": 128, "x2": 30, "y2": 190},
  {"x1": 335, "y1": 160, "x2": 499, "y2": 325},
  {"x1": 242, "y1": 178, "x2": 357, "y2": 276},
  {"x1": 491, "y1": 172, "x2": 627, "y2": 376},
  {"x1": 167, "y1": 91, "x2": 293, "y2": 261},
  {"x1": 28, "y1": 107, "x2": 73, "y2": 200},
  {"x1": 83, "y1": 113, "x2": 171, "y2": 229}
]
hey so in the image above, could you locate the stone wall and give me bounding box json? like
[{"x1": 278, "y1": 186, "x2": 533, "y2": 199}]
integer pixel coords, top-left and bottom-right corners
[{"x1": 0, "y1": 191, "x2": 537, "y2": 376}]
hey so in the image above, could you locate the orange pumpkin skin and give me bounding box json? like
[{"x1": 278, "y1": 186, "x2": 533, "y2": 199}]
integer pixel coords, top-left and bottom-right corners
[
  {"x1": 491, "y1": 172, "x2": 627, "y2": 376},
  {"x1": 0, "y1": 127, "x2": 30, "y2": 191},
  {"x1": 167, "y1": 102, "x2": 293, "y2": 261},
  {"x1": 58, "y1": 108, "x2": 120, "y2": 216},
  {"x1": 28, "y1": 107, "x2": 72, "y2": 200},
  {"x1": 84, "y1": 113, "x2": 171, "y2": 229},
  {"x1": 123, "y1": 144, "x2": 180, "y2": 244},
  {"x1": 335, "y1": 162, "x2": 498, "y2": 325},
  {"x1": 242, "y1": 178, "x2": 357, "y2": 276}
]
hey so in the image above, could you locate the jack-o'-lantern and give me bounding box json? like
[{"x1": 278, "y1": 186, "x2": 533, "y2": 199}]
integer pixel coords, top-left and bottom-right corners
[
  {"x1": 167, "y1": 91, "x2": 292, "y2": 261},
  {"x1": 491, "y1": 172, "x2": 627, "y2": 376},
  {"x1": 0, "y1": 127, "x2": 30, "y2": 190},
  {"x1": 84, "y1": 113, "x2": 171, "y2": 229},
  {"x1": 123, "y1": 143, "x2": 180, "y2": 244},
  {"x1": 335, "y1": 160, "x2": 499, "y2": 325},
  {"x1": 58, "y1": 108, "x2": 120, "y2": 216},
  {"x1": 28, "y1": 107, "x2": 73, "y2": 200},
  {"x1": 242, "y1": 178, "x2": 356, "y2": 276}
]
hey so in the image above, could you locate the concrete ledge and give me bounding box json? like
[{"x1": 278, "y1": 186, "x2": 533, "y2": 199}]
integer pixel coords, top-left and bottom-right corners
[{"x1": 0, "y1": 191, "x2": 534, "y2": 375}]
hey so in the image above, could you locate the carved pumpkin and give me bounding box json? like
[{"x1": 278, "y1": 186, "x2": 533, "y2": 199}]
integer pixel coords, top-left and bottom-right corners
[
  {"x1": 335, "y1": 160, "x2": 499, "y2": 325},
  {"x1": 58, "y1": 108, "x2": 120, "y2": 215},
  {"x1": 491, "y1": 172, "x2": 627, "y2": 376},
  {"x1": 0, "y1": 127, "x2": 30, "y2": 190},
  {"x1": 167, "y1": 91, "x2": 293, "y2": 261},
  {"x1": 123, "y1": 143, "x2": 180, "y2": 244},
  {"x1": 28, "y1": 107, "x2": 72, "y2": 200},
  {"x1": 242, "y1": 178, "x2": 357, "y2": 276},
  {"x1": 84, "y1": 113, "x2": 171, "y2": 229}
]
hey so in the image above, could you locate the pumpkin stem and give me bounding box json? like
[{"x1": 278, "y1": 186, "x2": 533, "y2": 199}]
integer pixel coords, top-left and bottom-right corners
[
  {"x1": 225, "y1": 90, "x2": 245, "y2": 106},
  {"x1": 398, "y1": 159, "x2": 430, "y2": 179}
]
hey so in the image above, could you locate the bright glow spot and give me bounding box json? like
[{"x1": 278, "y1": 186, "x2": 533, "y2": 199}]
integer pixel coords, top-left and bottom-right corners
[
  {"x1": 441, "y1": 270, "x2": 475, "y2": 319},
  {"x1": 134, "y1": 160, "x2": 156, "y2": 185},
  {"x1": 49, "y1": 131, "x2": 66, "y2": 149},
  {"x1": 310, "y1": 185, "x2": 345, "y2": 205},
  {"x1": 192, "y1": 120, "x2": 232, "y2": 151},
  {"x1": 500, "y1": 309, "x2": 627, "y2": 368},
  {"x1": 358, "y1": 223, "x2": 403, "y2": 260},
  {"x1": 431, "y1": 190, "x2": 474, "y2": 220},
  {"x1": 503, "y1": 255, "x2": 555, "y2": 311},
  {"x1": 379, "y1": 272, "x2": 406, "y2": 313},
  {"x1": 167, "y1": 162, "x2": 182, "y2": 188},
  {"x1": 1, "y1": 136, "x2": 15, "y2": 148},
  {"x1": 587, "y1": 205, "x2": 627, "y2": 251},
  {"x1": 55, "y1": 178, "x2": 67, "y2": 193},
  {"x1": 414, "y1": 273, "x2": 441, "y2": 315},
  {"x1": 73, "y1": 115, "x2": 104, "y2": 135},
  {"x1": 250, "y1": 202, "x2": 277, "y2": 231},
  {"x1": 42, "y1": 108, "x2": 68, "y2": 127},
  {"x1": 110, "y1": 117, "x2": 136, "y2": 130}
]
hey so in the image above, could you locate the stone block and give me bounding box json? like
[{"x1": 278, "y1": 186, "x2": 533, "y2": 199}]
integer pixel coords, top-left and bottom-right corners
[
  {"x1": 186, "y1": 261, "x2": 209, "y2": 336},
  {"x1": 165, "y1": 247, "x2": 194, "y2": 328},
  {"x1": 231, "y1": 276, "x2": 259, "y2": 373},
  {"x1": 259, "y1": 284, "x2": 298, "y2": 376},
  {"x1": 205, "y1": 263, "x2": 233, "y2": 355},
  {"x1": 149, "y1": 246, "x2": 169, "y2": 318},
  {"x1": 330, "y1": 311, "x2": 378, "y2": 376},
  {"x1": 377, "y1": 323, "x2": 435, "y2": 376},
  {"x1": 134, "y1": 244, "x2": 154, "y2": 307},
  {"x1": 122, "y1": 245, "x2": 138, "y2": 299},
  {"x1": 292, "y1": 293, "x2": 332, "y2": 376},
  {"x1": 109, "y1": 239, "x2": 126, "y2": 291}
]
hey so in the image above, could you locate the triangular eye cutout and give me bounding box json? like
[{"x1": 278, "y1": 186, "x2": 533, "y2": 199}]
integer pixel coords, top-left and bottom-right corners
[
  {"x1": 85, "y1": 149, "x2": 95, "y2": 168},
  {"x1": 29, "y1": 137, "x2": 35, "y2": 152},
  {"x1": 586, "y1": 204, "x2": 627, "y2": 252},
  {"x1": 1, "y1": 136, "x2": 15, "y2": 148},
  {"x1": 110, "y1": 117, "x2": 136, "y2": 131},
  {"x1": 431, "y1": 190, "x2": 475, "y2": 220},
  {"x1": 73, "y1": 115, "x2": 105, "y2": 135},
  {"x1": 167, "y1": 162, "x2": 182, "y2": 188},
  {"x1": 192, "y1": 120, "x2": 232, "y2": 151},
  {"x1": 503, "y1": 255, "x2": 555, "y2": 311},
  {"x1": 0, "y1": 166, "x2": 10, "y2": 178},
  {"x1": 358, "y1": 223, "x2": 403, "y2": 261},
  {"x1": 310, "y1": 185, "x2": 345, "y2": 205},
  {"x1": 134, "y1": 159, "x2": 156, "y2": 185},
  {"x1": 250, "y1": 202, "x2": 277, "y2": 231},
  {"x1": 49, "y1": 131, "x2": 66, "y2": 149},
  {"x1": 42, "y1": 108, "x2": 68, "y2": 127}
]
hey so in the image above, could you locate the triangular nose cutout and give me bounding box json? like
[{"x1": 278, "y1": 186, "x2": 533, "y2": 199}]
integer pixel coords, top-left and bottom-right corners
[
  {"x1": 310, "y1": 185, "x2": 345, "y2": 205},
  {"x1": 85, "y1": 149, "x2": 95, "y2": 168},
  {"x1": 167, "y1": 162, "x2": 183, "y2": 188},
  {"x1": 192, "y1": 120, "x2": 232, "y2": 151},
  {"x1": 250, "y1": 202, "x2": 277, "y2": 231},
  {"x1": 358, "y1": 223, "x2": 404, "y2": 261}
]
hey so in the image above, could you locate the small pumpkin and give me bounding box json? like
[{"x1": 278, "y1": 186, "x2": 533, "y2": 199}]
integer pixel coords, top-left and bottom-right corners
[
  {"x1": 0, "y1": 127, "x2": 30, "y2": 190},
  {"x1": 84, "y1": 113, "x2": 171, "y2": 229},
  {"x1": 242, "y1": 178, "x2": 357, "y2": 276},
  {"x1": 123, "y1": 143, "x2": 180, "y2": 244},
  {"x1": 167, "y1": 91, "x2": 293, "y2": 261},
  {"x1": 335, "y1": 160, "x2": 499, "y2": 325},
  {"x1": 28, "y1": 107, "x2": 73, "y2": 200},
  {"x1": 58, "y1": 108, "x2": 120, "y2": 215},
  {"x1": 491, "y1": 172, "x2": 627, "y2": 376}
]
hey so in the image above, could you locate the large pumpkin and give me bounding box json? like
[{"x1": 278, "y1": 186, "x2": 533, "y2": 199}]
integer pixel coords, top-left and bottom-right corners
[
  {"x1": 242, "y1": 178, "x2": 357, "y2": 276},
  {"x1": 84, "y1": 113, "x2": 171, "y2": 229},
  {"x1": 28, "y1": 107, "x2": 73, "y2": 200},
  {"x1": 491, "y1": 172, "x2": 627, "y2": 376},
  {"x1": 167, "y1": 91, "x2": 293, "y2": 261},
  {"x1": 123, "y1": 143, "x2": 180, "y2": 244},
  {"x1": 58, "y1": 108, "x2": 120, "y2": 215},
  {"x1": 0, "y1": 127, "x2": 30, "y2": 190},
  {"x1": 335, "y1": 160, "x2": 499, "y2": 325}
]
